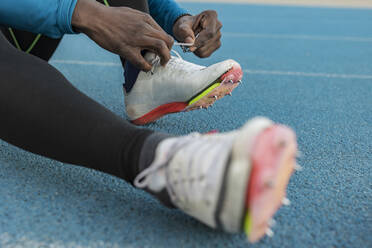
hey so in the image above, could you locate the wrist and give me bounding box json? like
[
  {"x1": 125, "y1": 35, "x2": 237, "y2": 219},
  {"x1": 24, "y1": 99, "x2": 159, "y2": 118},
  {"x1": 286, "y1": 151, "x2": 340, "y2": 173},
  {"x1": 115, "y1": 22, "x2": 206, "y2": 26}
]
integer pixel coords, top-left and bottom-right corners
[{"x1": 71, "y1": 0, "x2": 104, "y2": 33}]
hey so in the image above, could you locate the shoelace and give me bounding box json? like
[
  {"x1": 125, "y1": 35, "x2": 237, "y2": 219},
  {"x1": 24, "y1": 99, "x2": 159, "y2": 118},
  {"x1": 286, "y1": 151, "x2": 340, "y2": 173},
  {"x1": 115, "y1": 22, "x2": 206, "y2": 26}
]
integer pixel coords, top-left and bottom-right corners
[
  {"x1": 134, "y1": 133, "x2": 231, "y2": 207},
  {"x1": 149, "y1": 41, "x2": 194, "y2": 74},
  {"x1": 134, "y1": 133, "x2": 199, "y2": 190},
  {"x1": 134, "y1": 132, "x2": 222, "y2": 207}
]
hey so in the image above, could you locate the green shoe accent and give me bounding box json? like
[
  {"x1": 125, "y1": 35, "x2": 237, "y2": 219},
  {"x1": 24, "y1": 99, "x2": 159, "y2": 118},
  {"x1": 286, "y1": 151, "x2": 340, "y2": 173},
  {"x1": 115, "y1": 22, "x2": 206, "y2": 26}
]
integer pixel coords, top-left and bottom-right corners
[
  {"x1": 244, "y1": 211, "x2": 252, "y2": 238},
  {"x1": 188, "y1": 82, "x2": 220, "y2": 106}
]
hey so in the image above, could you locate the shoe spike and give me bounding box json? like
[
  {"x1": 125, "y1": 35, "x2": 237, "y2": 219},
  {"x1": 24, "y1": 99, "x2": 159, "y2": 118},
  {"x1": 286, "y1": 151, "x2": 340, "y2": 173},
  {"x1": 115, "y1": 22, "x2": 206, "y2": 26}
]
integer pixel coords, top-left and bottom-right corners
[
  {"x1": 282, "y1": 197, "x2": 291, "y2": 206},
  {"x1": 296, "y1": 151, "x2": 302, "y2": 158},
  {"x1": 294, "y1": 163, "x2": 303, "y2": 171},
  {"x1": 266, "y1": 228, "x2": 274, "y2": 238},
  {"x1": 228, "y1": 79, "x2": 234, "y2": 83},
  {"x1": 268, "y1": 219, "x2": 276, "y2": 227}
]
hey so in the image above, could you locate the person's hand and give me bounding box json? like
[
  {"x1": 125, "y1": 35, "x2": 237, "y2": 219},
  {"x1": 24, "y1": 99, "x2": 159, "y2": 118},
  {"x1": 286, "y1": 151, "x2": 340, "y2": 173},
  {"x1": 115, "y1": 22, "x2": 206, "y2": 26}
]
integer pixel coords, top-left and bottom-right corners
[
  {"x1": 173, "y1": 10, "x2": 222, "y2": 58},
  {"x1": 72, "y1": 0, "x2": 174, "y2": 71}
]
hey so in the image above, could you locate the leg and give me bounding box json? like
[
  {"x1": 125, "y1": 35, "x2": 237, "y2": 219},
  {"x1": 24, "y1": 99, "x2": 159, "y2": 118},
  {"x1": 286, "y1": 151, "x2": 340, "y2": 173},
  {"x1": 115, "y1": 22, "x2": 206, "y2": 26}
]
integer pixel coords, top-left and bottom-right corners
[
  {"x1": 0, "y1": 26, "x2": 62, "y2": 61},
  {"x1": 0, "y1": 31, "x2": 154, "y2": 182}
]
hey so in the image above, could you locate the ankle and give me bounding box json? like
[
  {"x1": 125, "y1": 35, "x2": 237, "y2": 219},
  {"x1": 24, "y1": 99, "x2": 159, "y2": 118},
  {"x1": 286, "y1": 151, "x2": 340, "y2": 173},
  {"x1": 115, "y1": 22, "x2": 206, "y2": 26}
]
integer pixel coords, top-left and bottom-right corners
[{"x1": 138, "y1": 133, "x2": 176, "y2": 208}]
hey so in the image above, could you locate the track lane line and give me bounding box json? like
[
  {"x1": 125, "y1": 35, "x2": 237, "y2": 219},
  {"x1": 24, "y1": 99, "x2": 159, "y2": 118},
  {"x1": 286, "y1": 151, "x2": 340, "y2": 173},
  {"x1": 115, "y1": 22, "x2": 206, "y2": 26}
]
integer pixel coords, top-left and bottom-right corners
[
  {"x1": 50, "y1": 60, "x2": 372, "y2": 80},
  {"x1": 223, "y1": 33, "x2": 372, "y2": 42},
  {"x1": 50, "y1": 60, "x2": 122, "y2": 67},
  {"x1": 243, "y1": 69, "x2": 372, "y2": 79}
]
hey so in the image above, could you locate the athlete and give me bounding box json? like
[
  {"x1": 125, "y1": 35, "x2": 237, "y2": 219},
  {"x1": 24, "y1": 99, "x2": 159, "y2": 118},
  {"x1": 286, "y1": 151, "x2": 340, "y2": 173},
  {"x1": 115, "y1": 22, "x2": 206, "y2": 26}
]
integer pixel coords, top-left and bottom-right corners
[{"x1": 0, "y1": 0, "x2": 299, "y2": 242}]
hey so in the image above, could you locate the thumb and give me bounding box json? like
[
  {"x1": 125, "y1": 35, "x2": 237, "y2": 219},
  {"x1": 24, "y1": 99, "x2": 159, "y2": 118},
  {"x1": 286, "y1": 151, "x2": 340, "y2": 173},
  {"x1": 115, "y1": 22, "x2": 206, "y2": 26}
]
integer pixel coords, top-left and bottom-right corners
[
  {"x1": 177, "y1": 24, "x2": 195, "y2": 43},
  {"x1": 184, "y1": 36, "x2": 194, "y2": 44}
]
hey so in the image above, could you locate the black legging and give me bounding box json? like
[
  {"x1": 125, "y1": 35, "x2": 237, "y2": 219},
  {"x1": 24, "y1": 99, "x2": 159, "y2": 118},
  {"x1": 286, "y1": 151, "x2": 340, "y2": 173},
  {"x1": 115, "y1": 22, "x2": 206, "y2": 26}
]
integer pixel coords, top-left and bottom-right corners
[{"x1": 0, "y1": 0, "x2": 155, "y2": 183}]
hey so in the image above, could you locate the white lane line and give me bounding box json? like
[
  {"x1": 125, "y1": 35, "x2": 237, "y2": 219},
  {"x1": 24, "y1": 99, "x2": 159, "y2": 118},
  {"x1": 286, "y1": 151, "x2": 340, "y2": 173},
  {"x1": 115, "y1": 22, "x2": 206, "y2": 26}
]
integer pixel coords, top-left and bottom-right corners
[
  {"x1": 50, "y1": 60, "x2": 372, "y2": 79},
  {"x1": 177, "y1": 0, "x2": 372, "y2": 9},
  {"x1": 50, "y1": 60, "x2": 122, "y2": 66},
  {"x1": 224, "y1": 33, "x2": 372, "y2": 42},
  {"x1": 244, "y1": 69, "x2": 372, "y2": 79}
]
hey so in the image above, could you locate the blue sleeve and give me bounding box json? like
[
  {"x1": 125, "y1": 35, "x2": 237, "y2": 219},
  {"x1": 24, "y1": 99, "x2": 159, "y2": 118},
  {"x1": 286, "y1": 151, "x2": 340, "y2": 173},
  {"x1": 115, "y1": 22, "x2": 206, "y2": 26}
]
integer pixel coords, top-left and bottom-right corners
[
  {"x1": 0, "y1": 0, "x2": 78, "y2": 38},
  {"x1": 148, "y1": 0, "x2": 189, "y2": 36}
]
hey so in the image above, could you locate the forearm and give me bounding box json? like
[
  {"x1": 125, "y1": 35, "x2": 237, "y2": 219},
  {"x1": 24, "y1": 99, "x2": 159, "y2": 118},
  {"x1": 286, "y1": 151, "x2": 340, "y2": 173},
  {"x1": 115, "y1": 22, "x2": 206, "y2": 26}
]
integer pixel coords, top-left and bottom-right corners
[
  {"x1": 0, "y1": 0, "x2": 78, "y2": 38},
  {"x1": 148, "y1": 0, "x2": 189, "y2": 36}
]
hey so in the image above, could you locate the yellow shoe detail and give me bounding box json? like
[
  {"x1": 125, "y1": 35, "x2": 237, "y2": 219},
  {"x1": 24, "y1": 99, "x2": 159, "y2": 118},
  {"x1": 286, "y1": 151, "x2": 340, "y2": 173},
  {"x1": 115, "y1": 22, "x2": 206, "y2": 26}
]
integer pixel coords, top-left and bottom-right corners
[
  {"x1": 244, "y1": 211, "x2": 252, "y2": 238},
  {"x1": 188, "y1": 82, "x2": 220, "y2": 106}
]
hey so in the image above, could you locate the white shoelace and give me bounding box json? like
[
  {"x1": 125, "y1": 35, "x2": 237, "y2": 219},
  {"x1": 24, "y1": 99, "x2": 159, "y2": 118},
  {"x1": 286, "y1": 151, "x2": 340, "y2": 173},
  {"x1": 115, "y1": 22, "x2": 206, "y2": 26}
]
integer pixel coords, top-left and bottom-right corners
[
  {"x1": 149, "y1": 41, "x2": 194, "y2": 74},
  {"x1": 134, "y1": 133, "x2": 199, "y2": 191},
  {"x1": 133, "y1": 132, "x2": 223, "y2": 208},
  {"x1": 134, "y1": 133, "x2": 231, "y2": 207}
]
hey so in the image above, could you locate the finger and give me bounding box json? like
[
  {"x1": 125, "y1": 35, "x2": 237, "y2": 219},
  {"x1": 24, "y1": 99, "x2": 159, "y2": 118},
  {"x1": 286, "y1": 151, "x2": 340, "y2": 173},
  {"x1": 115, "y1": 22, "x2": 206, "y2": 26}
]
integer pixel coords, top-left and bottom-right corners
[
  {"x1": 193, "y1": 11, "x2": 222, "y2": 48},
  {"x1": 123, "y1": 48, "x2": 152, "y2": 72},
  {"x1": 142, "y1": 13, "x2": 164, "y2": 32},
  {"x1": 177, "y1": 24, "x2": 196, "y2": 43},
  {"x1": 164, "y1": 34, "x2": 174, "y2": 50},
  {"x1": 189, "y1": 46, "x2": 197, "y2": 53},
  {"x1": 145, "y1": 24, "x2": 174, "y2": 50},
  {"x1": 143, "y1": 37, "x2": 171, "y2": 66},
  {"x1": 138, "y1": 33, "x2": 171, "y2": 60},
  {"x1": 193, "y1": 30, "x2": 221, "y2": 53},
  {"x1": 215, "y1": 20, "x2": 223, "y2": 33},
  {"x1": 192, "y1": 13, "x2": 205, "y2": 32},
  {"x1": 194, "y1": 38, "x2": 221, "y2": 58},
  {"x1": 198, "y1": 10, "x2": 219, "y2": 33},
  {"x1": 193, "y1": 23, "x2": 218, "y2": 48},
  {"x1": 141, "y1": 14, "x2": 174, "y2": 49}
]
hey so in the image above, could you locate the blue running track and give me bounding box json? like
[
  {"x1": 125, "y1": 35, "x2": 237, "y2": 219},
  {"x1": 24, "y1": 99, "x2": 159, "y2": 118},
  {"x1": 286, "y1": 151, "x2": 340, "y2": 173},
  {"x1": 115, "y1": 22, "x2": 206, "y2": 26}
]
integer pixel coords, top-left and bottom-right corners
[{"x1": 0, "y1": 2, "x2": 371, "y2": 247}]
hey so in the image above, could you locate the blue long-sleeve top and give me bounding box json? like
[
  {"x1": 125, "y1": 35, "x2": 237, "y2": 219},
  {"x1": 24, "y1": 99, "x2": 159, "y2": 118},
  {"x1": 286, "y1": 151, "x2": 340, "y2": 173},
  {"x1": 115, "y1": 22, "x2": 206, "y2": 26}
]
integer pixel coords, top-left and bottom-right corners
[{"x1": 0, "y1": 0, "x2": 188, "y2": 38}]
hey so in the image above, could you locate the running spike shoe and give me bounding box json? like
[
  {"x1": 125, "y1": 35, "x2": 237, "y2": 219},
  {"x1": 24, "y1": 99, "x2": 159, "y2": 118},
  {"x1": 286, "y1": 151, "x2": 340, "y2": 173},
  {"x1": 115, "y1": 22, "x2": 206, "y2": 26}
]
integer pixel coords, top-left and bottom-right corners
[
  {"x1": 134, "y1": 117, "x2": 299, "y2": 242},
  {"x1": 124, "y1": 51, "x2": 242, "y2": 125}
]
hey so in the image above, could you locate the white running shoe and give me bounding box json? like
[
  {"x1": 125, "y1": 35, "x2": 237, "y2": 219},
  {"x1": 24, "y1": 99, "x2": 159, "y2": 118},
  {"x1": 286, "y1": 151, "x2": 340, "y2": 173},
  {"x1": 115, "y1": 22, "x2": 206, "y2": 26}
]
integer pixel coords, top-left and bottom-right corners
[
  {"x1": 124, "y1": 51, "x2": 243, "y2": 125},
  {"x1": 134, "y1": 117, "x2": 299, "y2": 242}
]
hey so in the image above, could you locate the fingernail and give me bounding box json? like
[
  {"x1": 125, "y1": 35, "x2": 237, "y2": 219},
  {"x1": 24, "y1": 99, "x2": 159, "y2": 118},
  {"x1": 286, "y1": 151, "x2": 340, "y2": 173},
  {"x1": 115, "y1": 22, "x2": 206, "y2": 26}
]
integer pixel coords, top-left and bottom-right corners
[
  {"x1": 185, "y1": 36, "x2": 194, "y2": 44},
  {"x1": 189, "y1": 47, "x2": 197, "y2": 52}
]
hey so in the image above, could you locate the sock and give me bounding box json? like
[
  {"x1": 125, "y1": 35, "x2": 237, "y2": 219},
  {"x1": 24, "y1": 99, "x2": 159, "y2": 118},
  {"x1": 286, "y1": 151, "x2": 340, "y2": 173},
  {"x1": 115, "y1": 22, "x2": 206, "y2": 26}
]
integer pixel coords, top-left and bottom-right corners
[
  {"x1": 138, "y1": 132, "x2": 175, "y2": 208},
  {"x1": 121, "y1": 128, "x2": 154, "y2": 183},
  {"x1": 123, "y1": 60, "x2": 141, "y2": 93},
  {"x1": 122, "y1": 51, "x2": 147, "y2": 93}
]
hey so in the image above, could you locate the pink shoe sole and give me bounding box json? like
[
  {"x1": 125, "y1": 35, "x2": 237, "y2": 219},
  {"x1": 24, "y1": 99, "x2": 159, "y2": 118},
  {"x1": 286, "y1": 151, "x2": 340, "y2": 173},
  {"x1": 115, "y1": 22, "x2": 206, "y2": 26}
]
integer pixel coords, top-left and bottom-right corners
[
  {"x1": 185, "y1": 64, "x2": 243, "y2": 111},
  {"x1": 245, "y1": 125, "x2": 298, "y2": 242}
]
